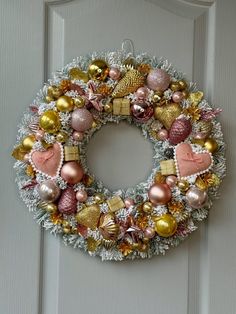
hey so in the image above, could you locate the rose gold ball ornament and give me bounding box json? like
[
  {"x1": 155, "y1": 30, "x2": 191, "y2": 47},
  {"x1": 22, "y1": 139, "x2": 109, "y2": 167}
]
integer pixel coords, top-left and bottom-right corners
[
  {"x1": 166, "y1": 175, "x2": 177, "y2": 188},
  {"x1": 76, "y1": 190, "x2": 88, "y2": 202},
  {"x1": 135, "y1": 86, "x2": 148, "y2": 100},
  {"x1": 60, "y1": 161, "x2": 84, "y2": 184},
  {"x1": 72, "y1": 131, "x2": 84, "y2": 141},
  {"x1": 71, "y1": 108, "x2": 93, "y2": 132},
  {"x1": 124, "y1": 198, "x2": 134, "y2": 208},
  {"x1": 154, "y1": 214, "x2": 177, "y2": 237},
  {"x1": 147, "y1": 69, "x2": 171, "y2": 91},
  {"x1": 109, "y1": 67, "x2": 121, "y2": 80},
  {"x1": 157, "y1": 128, "x2": 169, "y2": 141},
  {"x1": 172, "y1": 91, "x2": 183, "y2": 103},
  {"x1": 38, "y1": 180, "x2": 61, "y2": 202},
  {"x1": 186, "y1": 186, "x2": 208, "y2": 209},
  {"x1": 144, "y1": 227, "x2": 155, "y2": 239},
  {"x1": 131, "y1": 102, "x2": 154, "y2": 122},
  {"x1": 88, "y1": 59, "x2": 109, "y2": 81},
  {"x1": 148, "y1": 183, "x2": 172, "y2": 205}
]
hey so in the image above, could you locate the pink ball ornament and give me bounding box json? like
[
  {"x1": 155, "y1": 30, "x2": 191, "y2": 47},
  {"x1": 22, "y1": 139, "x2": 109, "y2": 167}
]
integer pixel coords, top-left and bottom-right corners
[
  {"x1": 135, "y1": 87, "x2": 148, "y2": 100},
  {"x1": 157, "y1": 128, "x2": 169, "y2": 141},
  {"x1": 186, "y1": 186, "x2": 208, "y2": 209},
  {"x1": 38, "y1": 180, "x2": 61, "y2": 202},
  {"x1": 71, "y1": 108, "x2": 93, "y2": 132},
  {"x1": 148, "y1": 183, "x2": 172, "y2": 205},
  {"x1": 172, "y1": 91, "x2": 183, "y2": 103},
  {"x1": 23, "y1": 154, "x2": 30, "y2": 163},
  {"x1": 60, "y1": 161, "x2": 84, "y2": 184},
  {"x1": 76, "y1": 190, "x2": 88, "y2": 202},
  {"x1": 147, "y1": 69, "x2": 170, "y2": 91},
  {"x1": 109, "y1": 67, "x2": 121, "y2": 80},
  {"x1": 144, "y1": 227, "x2": 155, "y2": 239},
  {"x1": 131, "y1": 102, "x2": 154, "y2": 122},
  {"x1": 165, "y1": 175, "x2": 177, "y2": 188},
  {"x1": 72, "y1": 131, "x2": 84, "y2": 141},
  {"x1": 124, "y1": 198, "x2": 134, "y2": 208}
]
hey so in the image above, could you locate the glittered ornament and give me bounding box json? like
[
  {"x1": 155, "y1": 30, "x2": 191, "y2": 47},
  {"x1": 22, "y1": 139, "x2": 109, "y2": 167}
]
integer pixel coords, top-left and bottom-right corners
[
  {"x1": 39, "y1": 110, "x2": 61, "y2": 134},
  {"x1": 146, "y1": 69, "x2": 170, "y2": 91},
  {"x1": 169, "y1": 118, "x2": 192, "y2": 145},
  {"x1": 88, "y1": 59, "x2": 109, "y2": 81},
  {"x1": 99, "y1": 213, "x2": 119, "y2": 240},
  {"x1": 71, "y1": 108, "x2": 93, "y2": 132},
  {"x1": 112, "y1": 69, "x2": 144, "y2": 98},
  {"x1": 148, "y1": 183, "x2": 172, "y2": 205},
  {"x1": 154, "y1": 103, "x2": 182, "y2": 130},
  {"x1": 38, "y1": 180, "x2": 61, "y2": 202},
  {"x1": 186, "y1": 186, "x2": 208, "y2": 209},
  {"x1": 58, "y1": 187, "x2": 77, "y2": 214},
  {"x1": 154, "y1": 214, "x2": 177, "y2": 237},
  {"x1": 76, "y1": 204, "x2": 100, "y2": 230},
  {"x1": 131, "y1": 102, "x2": 154, "y2": 122}
]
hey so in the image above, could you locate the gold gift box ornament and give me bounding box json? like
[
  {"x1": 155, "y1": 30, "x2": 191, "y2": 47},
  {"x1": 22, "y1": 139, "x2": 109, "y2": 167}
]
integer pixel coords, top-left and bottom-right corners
[
  {"x1": 160, "y1": 159, "x2": 176, "y2": 176},
  {"x1": 107, "y1": 196, "x2": 125, "y2": 212},
  {"x1": 113, "y1": 98, "x2": 131, "y2": 116},
  {"x1": 64, "y1": 146, "x2": 80, "y2": 161}
]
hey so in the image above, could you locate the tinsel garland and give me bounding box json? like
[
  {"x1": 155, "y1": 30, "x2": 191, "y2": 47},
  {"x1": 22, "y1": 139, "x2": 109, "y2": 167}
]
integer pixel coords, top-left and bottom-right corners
[{"x1": 13, "y1": 50, "x2": 226, "y2": 261}]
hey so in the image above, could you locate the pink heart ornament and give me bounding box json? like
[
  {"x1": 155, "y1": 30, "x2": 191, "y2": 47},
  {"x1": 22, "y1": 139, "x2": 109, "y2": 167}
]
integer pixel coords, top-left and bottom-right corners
[
  {"x1": 30, "y1": 143, "x2": 63, "y2": 178},
  {"x1": 174, "y1": 143, "x2": 213, "y2": 179}
]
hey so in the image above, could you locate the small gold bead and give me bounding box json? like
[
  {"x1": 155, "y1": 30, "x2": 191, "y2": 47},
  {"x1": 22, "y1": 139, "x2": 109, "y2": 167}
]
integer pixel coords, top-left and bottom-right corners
[
  {"x1": 170, "y1": 82, "x2": 181, "y2": 92},
  {"x1": 143, "y1": 237, "x2": 150, "y2": 244},
  {"x1": 74, "y1": 96, "x2": 85, "y2": 108},
  {"x1": 56, "y1": 131, "x2": 68, "y2": 143},
  {"x1": 204, "y1": 138, "x2": 218, "y2": 153},
  {"x1": 104, "y1": 102, "x2": 113, "y2": 113},
  {"x1": 178, "y1": 80, "x2": 188, "y2": 90},
  {"x1": 142, "y1": 201, "x2": 153, "y2": 213},
  {"x1": 177, "y1": 179, "x2": 190, "y2": 192},
  {"x1": 63, "y1": 226, "x2": 71, "y2": 234},
  {"x1": 45, "y1": 203, "x2": 58, "y2": 213},
  {"x1": 94, "y1": 193, "x2": 105, "y2": 204},
  {"x1": 181, "y1": 90, "x2": 189, "y2": 99}
]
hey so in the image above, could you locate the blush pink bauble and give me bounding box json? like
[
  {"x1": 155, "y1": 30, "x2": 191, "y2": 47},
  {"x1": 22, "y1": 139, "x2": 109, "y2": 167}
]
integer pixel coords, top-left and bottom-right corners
[
  {"x1": 71, "y1": 108, "x2": 93, "y2": 132},
  {"x1": 148, "y1": 183, "x2": 172, "y2": 205},
  {"x1": 60, "y1": 161, "x2": 84, "y2": 184},
  {"x1": 147, "y1": 69, "x2": 170, "y2": 91}
]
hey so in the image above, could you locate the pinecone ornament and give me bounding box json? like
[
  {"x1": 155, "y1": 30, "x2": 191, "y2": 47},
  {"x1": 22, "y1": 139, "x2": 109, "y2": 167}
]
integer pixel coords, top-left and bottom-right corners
[
  {"x1": 169, "y1": 118, "x2": 192, "y2": 145},
  {"x1": 112, "y1": 69, "x2": 144, "y2": 98},
  {"x1": 58, "y1": 187, "x2": 77, "y2": 214}
]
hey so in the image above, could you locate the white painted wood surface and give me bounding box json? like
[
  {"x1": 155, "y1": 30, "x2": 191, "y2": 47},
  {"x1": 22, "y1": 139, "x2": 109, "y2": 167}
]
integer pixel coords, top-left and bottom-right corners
[{"x1": 1, "y1": 1, "x2": 236, "y2": 313}]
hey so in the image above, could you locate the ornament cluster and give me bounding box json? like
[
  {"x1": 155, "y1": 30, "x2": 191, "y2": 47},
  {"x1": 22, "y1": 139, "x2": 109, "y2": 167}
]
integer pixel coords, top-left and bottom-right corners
[{"x1": 12, "y1": 50, "x2": 225, "y2": 261}]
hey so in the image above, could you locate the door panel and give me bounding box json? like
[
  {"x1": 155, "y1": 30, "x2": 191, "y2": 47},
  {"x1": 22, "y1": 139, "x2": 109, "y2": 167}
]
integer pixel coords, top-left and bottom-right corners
[{"x1": 1, "y1": 1, "x2": 236, "y2": 314}]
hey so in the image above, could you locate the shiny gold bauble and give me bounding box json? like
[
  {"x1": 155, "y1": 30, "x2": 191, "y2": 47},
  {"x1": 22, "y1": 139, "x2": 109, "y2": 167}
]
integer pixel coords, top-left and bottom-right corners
[
  {"x1": 143, "y1": 237, "x2": 150, "y2": 244},
  {"x1": 170, "y1": 81, "x2": 180, "y2": 92},
  {"x1": 178, "y1": 80, "x2": 188, "y2": 90},
  {"x1": 92, "y1": 121, "x2": 98, "y2": 128},
  {"x1": 139, "y1": 243, "x2": 148, "y2": 252},
  {"x1": 204, "y1": 138, "x2": 218, "y2": 153},
  {"x1": 62, "y1": 220, "x2": 70, "y2": 227},
  {"x1": 177, "y1": 179, "x2": 190, "y2": 192},
  {"x1": 45, "y1": 95, "x2": 54, "y2": 103},
  {"x1": 94, "y1": 193, "x2": 105, "y2": 204},
  {"x1": 63, "y1": 226, "x2": 71, "y2": 234},
  {"x1": 22, "y1": 134, "x2": 36, "y2": 151},
  {"x1": 69, "y1": 68, "x2": 89, "y2": 82},
  {"x1": 132, "y1": 242, "x2": 140, "y2": 250},
  {"x1": 41, "y1": 140, "x2": 53, "y2": 149},
  {"x1": 142, "y1": 201, "x2": 153, "y2": 213},
  {"x1": 103, "y1": 102, "x2": 113, "y2": 113},
  {"x1": 56, "y1": 131, "x2": 68, "y2": 143},
  {"x1": 181, "y1": 90, "x2": 189, "y2": 99},
  {"x1": 56, "y1": 95, "x2": 74, "y2": 112},
  {"x1": 154, "y1": 214, "x2": 177, "y2": 237},
  {"x1": 191, "y1": 138, "x2": 205, "y2": 146},
  {"x1": 73, "y1": 96, "x2": 85, "y2": 108},
  {"x1": 88, "y1": 59, "x2": 109, "y2": 81},
  {"x1": 45, "y1": 203, "x2": 58, "y2": 213},
  {"x1": 152, "y1": 91, "x2": 163, "y2": 103},
  {"x1": 47, "y1": 85, "x2": 62, "y2": 99},
  {"x1": 39, "y1": 110, "x2": 61, "y2": 133}
]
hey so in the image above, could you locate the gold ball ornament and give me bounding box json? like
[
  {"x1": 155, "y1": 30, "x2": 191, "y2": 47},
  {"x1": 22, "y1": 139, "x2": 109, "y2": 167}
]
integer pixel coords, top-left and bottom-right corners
[
  {"x1": 142, "y1": 201, "x2": 153, "y2": 213},
  {"x1": 69, "y1": 68, "x2": 89, "y2": 82},
  {"x1": 103, "y1": 102, "x2": 113, "y2": 113},
  {"x1": 170, "y1": 81, "x2": 180, "y2": 92},
  {"x1": 56, "y1": 131, "x2": 68, "y2": 143},
  {"x1": 47, "y1": 85, "x2": 62, "y2": 99},
  {"x1": 178, "y1": 80, "x2": 188, "y2": 90},
  {"x1": 94, "y1": 193, "x2": 105, "y2": 204},
  {"x1": 181, "y1": 90, "x2": 189, "y2": 99},
  {"x1": 22, "y1": 134, "x2": 36, "y2": 151},
  {"x1": 39, "y1": 110, "x2": 61, "y2": 134},
  {"x1": 45, "y1": 95, "x2": 54, "y2": 103},
  {"x1": 73, "y1": 96, "x2": 85, "y2": 108},
  {"x1": 154, "y1": 214, "x2": 177, "y2": 237},
  {"x1": 45, "y1": 203, "x2": 58, "y2": 213},
  {"x1": 56, "y1": 95, "x2": 74, "y2": 112},
  {"x1": 152, "y1": 91, "x2": 163, "y2": 103},
  {"x1": 204, "y1": 138, "x2": 218, "y2": 153},
  {"x1": 177, "y1": 179, "x2": 190, "y2": 192},
  {"x1": 88, "y1": 59, "x2": 109, "y2": 81}
]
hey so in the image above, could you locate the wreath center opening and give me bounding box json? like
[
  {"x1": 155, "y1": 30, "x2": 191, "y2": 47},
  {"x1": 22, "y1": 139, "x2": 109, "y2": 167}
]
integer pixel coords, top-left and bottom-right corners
[{"x1": 86, "y1": 121, "x2": 154, "y2": 191}]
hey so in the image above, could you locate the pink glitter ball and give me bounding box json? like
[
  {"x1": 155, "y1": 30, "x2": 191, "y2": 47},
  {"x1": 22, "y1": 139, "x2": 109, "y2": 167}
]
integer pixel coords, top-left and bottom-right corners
[{"x1": 147, "y1": 69, "x2": 170, "y2": 91}]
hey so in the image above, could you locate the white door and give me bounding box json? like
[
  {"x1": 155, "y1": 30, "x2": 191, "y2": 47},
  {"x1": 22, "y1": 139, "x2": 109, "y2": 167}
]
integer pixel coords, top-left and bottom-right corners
[{"x1": 1, "y1": 1, "x2": 236, "y2": 313}]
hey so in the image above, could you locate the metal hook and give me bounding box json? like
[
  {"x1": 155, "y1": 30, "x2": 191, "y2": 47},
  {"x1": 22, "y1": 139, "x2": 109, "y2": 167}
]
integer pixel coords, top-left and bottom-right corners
[{"x1": 121, "y1": 39, "x2": 135, "y2": 56}]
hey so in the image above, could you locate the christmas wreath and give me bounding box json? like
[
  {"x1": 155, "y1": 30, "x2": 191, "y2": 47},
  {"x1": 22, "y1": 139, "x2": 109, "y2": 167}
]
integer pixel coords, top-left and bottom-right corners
[{"x1": 12, "y1": 47, "x2": 225, "y2": 261}]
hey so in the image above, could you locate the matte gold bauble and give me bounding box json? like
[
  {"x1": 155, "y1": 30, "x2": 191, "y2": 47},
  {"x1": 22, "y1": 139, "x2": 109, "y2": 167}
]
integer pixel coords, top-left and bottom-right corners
[
  {"x1": 170, "y1": 81, "x2": 180, "y2": 92},
  {"x1": 74, "y1": 96, "x2": 85, "y2": 108},
  {"x1": 154, "y1": 214, "x2": 177, "y2": 237},
  {"x1": 88, "y1": 59, "x2": 109, "y2": 81},
  {"x1": 56, "y1": 131, "x2": 68, "y2": 143},
  {"x1": 22, "y1": 134, "x2": 36, "y2": 151},
  {"x1": 47, "y1": 85, "x2": 62, "y2": 99},
  {"x1": 204, "y1": 138, "x2": 218, "y2": 153},
  {"x1": 39, "y1": 110, "x2": 61, "y2": 134},
  {"x1": 142, "y1": 201, "x2": 153, "y2": 213},
  {"x1": 178, "y1": 80, "x2": 188, "y2": 90},
  {"x1": 69, "y1": 68, "x2": 89, "y2": 82},
  {"x1": 56, "y1": 95, "x2": 74, "y2": 112},
  {"x1": 177, "y1": 179, "x2": 190, "y2": 192}
]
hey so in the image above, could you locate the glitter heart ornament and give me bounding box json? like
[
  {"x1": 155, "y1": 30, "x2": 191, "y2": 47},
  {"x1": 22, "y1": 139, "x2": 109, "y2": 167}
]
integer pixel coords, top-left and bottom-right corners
[{"x1": 154, "y1": 103, "x2": 182, "y2": 130}]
